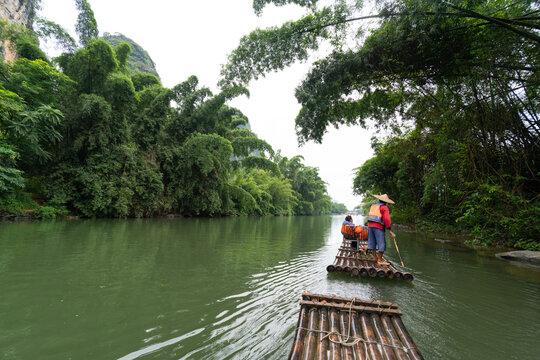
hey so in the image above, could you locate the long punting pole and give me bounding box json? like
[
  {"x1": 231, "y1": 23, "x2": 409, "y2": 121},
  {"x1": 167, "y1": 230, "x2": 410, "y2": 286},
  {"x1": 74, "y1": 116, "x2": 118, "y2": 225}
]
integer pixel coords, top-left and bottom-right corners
[{"x1": 393, "y1": 235, "x2": 406, "y2": 270}]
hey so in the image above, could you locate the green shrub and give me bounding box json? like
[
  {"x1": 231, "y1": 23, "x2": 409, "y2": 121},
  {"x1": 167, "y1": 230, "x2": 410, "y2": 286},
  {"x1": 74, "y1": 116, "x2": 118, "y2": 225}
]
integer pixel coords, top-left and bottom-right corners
[
  {"x1": 457, "y1": 184, "x2": 540, "y2": 249},
  {"x1": 33, "y1": 198, "x2": 69, "y2": 219},
  {"x1": 33, "y1": 206, "x2": 57, "y2": 219},
  {"x1": 0, "y1": 192, "x2": 38, "y2": 215}
]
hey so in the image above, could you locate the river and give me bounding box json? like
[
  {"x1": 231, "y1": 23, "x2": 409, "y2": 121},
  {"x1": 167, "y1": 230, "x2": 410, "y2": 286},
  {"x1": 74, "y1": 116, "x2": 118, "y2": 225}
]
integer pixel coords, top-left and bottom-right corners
[{"x1": 0, "y1": 216, "x2": 538, "y2": 359}]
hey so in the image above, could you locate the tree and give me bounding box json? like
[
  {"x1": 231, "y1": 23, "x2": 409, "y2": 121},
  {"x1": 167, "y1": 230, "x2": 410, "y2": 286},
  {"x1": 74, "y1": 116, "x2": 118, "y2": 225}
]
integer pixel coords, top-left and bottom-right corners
[
  {"x1": 0, "y1": 3, "x2": 335, "y2": 219},
  {"x1": 331, "y1": 202, "x2": 347, "y2": 214},
  {"x1": 75, "y1": 0, "x2": 98, "y2": 47},
  {"x1": 174, "y1": 133, "x2": 234, "y2": 216},
  {"x1": 223, "y1": 0, "x2": 538, "y2": 142},
  {"x1": 276, "y1": 153, "x2": 332, "y2": 214},
  {"x1": 222, "y1": 0, "x2": 539, "y2": 247},
  {"x1": 0, "y1": 142, "x2": 24, "y2": 194}
]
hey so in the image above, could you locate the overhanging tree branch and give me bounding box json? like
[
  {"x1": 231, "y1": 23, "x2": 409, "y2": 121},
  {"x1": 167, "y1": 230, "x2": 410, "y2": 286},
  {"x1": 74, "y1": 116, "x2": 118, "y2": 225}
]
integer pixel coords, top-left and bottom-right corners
[
  {"x1": 443, "y1": 1, "x2": 540, "y2": 43},
  {"x1": 296, "y1": 7, "x2": 540, "y2": 42}
]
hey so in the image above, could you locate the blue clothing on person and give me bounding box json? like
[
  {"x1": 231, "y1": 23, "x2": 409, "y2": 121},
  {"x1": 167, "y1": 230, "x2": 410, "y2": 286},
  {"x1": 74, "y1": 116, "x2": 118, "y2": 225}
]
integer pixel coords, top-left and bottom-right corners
[{"x1": 367, "y1": 227, "x2": 386, "y2": 252}]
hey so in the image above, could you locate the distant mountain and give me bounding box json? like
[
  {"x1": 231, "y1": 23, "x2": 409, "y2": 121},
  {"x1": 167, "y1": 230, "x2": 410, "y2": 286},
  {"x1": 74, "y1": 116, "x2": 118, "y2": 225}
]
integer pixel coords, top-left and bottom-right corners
[{"x1": 102, "y1": 32, "x2": 159, "y2": 78}]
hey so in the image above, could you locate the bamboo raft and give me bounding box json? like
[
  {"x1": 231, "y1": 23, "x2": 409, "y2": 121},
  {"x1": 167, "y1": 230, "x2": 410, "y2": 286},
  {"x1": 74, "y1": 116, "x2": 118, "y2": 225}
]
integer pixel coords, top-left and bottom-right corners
[
  {"x1": 288, "y1": 292, "x2": 424, "y2": 360},
  {"x1": 327, "y1": 238, "x2": 413, "y2": 281}
]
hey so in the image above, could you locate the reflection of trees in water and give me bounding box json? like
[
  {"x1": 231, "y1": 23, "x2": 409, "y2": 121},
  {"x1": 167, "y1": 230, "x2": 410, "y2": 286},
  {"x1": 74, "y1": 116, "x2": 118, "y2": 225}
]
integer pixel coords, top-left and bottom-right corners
[{"x1": 7, "y1": 217, "x2": 334, "y2": 284}]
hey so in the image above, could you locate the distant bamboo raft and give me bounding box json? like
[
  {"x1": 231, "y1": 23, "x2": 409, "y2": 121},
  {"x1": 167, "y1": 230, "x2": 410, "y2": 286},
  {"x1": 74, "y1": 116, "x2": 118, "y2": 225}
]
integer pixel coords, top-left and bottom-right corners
[
  {"x1": 327, "y1": 237, "x2": 413, "y2": 281},
  {"x1": 288, "y1": 292, "x2": 424, "y2": 360}
]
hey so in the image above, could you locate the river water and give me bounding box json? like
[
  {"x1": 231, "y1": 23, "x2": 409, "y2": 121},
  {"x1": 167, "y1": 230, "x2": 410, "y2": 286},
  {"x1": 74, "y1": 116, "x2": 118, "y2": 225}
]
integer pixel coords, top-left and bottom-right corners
[{"x1": 0, "y1": 216, "x2": 538, "y2": 359}]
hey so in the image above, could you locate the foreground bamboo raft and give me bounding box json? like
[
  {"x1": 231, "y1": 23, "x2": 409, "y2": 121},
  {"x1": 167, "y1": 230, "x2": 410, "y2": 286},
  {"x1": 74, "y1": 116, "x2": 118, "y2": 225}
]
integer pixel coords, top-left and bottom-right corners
[
  {"x1": 327, "y1": 238, "x2": 414, "y2": 281},
  {"x1": 289, "y1": 292, "x2": 424, "y2": 360}
]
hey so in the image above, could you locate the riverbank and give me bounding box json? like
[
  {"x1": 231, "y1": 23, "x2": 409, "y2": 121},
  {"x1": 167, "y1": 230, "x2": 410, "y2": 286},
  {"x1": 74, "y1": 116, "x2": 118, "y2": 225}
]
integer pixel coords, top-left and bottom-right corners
[{"x1": 393, "y1": 216, "x2": 540, "y2": 251}]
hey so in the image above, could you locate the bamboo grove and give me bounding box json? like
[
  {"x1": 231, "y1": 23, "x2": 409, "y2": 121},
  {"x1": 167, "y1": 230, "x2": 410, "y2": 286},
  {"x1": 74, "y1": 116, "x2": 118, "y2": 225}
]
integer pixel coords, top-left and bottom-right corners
[
  {"x1": 222, "y1": 0, "x2": 539, "y2": 249},
  {"x1": 0, "y1": 1, "x2": 332, "y2": 219}
]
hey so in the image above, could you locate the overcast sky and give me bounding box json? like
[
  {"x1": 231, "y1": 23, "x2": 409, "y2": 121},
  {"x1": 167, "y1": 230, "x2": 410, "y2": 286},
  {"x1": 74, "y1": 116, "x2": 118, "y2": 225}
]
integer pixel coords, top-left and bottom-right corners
[{"x1": 39, "y1": 0, "x2": 376, "y2": 210}]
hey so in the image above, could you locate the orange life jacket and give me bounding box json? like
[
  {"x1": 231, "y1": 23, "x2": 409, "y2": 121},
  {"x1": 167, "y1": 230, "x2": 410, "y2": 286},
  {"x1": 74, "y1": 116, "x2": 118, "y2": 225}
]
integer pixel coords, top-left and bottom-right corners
[
  {"x1": 354, "y1": 226, "x2": 369, "y2": 240},
  {"x1": 367, "y1": 203, "x2": 385, "y2": 225},
  {"x1": 341, "y1": 223, "x2": 356, "y2": 238}
]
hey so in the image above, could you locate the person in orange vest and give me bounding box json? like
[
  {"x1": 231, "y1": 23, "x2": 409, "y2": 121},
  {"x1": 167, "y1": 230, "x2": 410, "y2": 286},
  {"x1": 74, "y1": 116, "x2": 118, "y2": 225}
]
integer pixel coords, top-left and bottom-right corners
[
  {"x1": 341, "y1": 215, "x2": 358, "y2": 249},
  {"x1": 367, "y1": 194, "x2": 396, "y2": 265},
  {"x1": 341, "y1": 215, "x2": 355, "y2": 235}
]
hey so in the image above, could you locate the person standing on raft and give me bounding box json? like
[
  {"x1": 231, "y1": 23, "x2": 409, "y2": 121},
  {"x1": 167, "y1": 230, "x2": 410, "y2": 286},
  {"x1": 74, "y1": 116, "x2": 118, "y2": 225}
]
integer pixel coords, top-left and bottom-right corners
[{"x1": 367, "y1": 194, "x2": 396, "y2": 266}]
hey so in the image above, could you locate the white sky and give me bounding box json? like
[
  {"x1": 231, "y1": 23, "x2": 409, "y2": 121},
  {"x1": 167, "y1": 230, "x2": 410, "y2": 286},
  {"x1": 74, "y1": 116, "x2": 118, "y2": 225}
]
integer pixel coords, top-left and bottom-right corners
[{"x1": 39, "y1": 0, "x2": 376, "y2": 210}]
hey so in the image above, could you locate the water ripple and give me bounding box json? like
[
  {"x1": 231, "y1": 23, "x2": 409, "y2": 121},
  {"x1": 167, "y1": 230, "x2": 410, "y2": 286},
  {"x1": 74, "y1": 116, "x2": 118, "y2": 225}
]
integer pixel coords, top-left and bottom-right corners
[{"x1": 117, "y1": 327, "x2": 205, "y2": 360}]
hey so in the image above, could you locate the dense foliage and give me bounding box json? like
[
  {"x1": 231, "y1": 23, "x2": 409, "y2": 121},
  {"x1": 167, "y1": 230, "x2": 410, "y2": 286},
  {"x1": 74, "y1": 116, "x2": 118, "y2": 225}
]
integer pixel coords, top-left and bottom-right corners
[
  {"x1": 331, "y1": 201, "x2": 348, "y2": 214},
  {"x1": 223, "y1": 0, "x2": 539, "y2": 249},
  {"x1": 102, "y1": 32, "x2": 159, "y2": 77},
  {"x1": 0, "y1": 1, "x2": 332, "y2": 219}
]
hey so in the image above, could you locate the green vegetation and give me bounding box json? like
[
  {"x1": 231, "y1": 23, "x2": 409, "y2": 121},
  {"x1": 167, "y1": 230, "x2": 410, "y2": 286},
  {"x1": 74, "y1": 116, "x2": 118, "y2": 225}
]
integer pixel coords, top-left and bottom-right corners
[
  {"x1": 331, "y1": 202, "x2": 347, "y2": 214},
  {"x1": 0, "y1": 1, "x2": 332, "y2": 219},
  {"x1": 223, "y1": 0, "x2": 539, "y2": 250},
  {"x1": 102, "y1": 33, "x2": 159, "y2": 78}
]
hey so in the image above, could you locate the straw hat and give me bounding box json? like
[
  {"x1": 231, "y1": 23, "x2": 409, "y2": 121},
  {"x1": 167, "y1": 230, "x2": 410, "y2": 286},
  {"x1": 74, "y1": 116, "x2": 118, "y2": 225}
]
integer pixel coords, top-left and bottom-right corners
[{"x1": 373, "y1": 193, "x2": 395, "y2": 204}]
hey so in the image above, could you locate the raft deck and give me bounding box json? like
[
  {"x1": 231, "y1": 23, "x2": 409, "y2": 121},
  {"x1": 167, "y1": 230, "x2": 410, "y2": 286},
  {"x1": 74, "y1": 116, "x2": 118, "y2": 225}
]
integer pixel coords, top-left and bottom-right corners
[
  {"x1": 327, "y1": 238, "x2": 413, "y2": 281},
  {"x1": 289, "y1": 292, "x2": 424, "y2": 360}
]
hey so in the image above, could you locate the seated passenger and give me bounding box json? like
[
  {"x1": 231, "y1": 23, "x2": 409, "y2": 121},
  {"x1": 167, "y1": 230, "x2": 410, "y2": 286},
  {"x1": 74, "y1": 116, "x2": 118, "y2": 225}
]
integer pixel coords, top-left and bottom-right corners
[{"x1": 341, "y1": 215, "x2": 358, "y2": 249}]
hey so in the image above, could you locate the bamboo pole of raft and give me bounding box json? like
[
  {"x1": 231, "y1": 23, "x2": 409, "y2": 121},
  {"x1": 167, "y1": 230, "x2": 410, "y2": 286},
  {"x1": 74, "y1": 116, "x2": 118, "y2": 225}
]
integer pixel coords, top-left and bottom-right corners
[
  {"x1": 343, "y1": 257, "x2": 352, "y2": 273},
  {"x1": 402, "y1": 272, "x2": 414, "y2": 281},
  {"x1": 302, "y1": 294, "x2": 398, "y2": 309},
  {"x1": 380, "y1": 314, "x2": 409, "y2": 359},
  {"x1": 360, "y1": 313, "x2": 384, "y2": 360},
  {"x1": 317, "y1": 307, "x2": 329, "y2": 360},
  {"x1": 391, "y1": 316, "x2": 424, "y2": 360},
  {"x1": 330, "y1": 251, "x2": 343, "y2": 272},
  {"x1": 359, "y1": 267, "x2": 369, "y2": 277},
  {"x1": 382, "y1": 263, "x2": 395, "y2": 278},
  {"x1": 327, "y1": 249, "x2": 348, "y2": 272},
  {"x1": 336, "y1": 249, "x2": 349, "y2": 272},
  {"x1": 356, "y1": 260, "x2": 366, "y2": 274},
  {"x1": 335, "y1": 256, "x2": 344, "y2": 272},
  {"x1": 289, "y1": 305, "x2": 309, "y2": 360},
  {"x1": 327, "y1": 264, "x2": 336, "y2": 272},
  {"x1": 393, "y1": 269, "x2": 403, "y2": 280},
  {"x1": 347, "y1": 257, "x2": 356, "y2": 272},
  {"x1": 367, "y1": 263, "x2": 378, "y2": 277},
  {"x1": 370, "y1": 313, "x2": 398, "y2": 360},
  {"x1": 362, "y1": 259, "x2": 377, "y2": 277},
  {"x1": 339, "y1": 311, "x2": 355, "y2": 360},
  {"x1": 350, "y1": 312, "x2": 369, "y2": 360},
  {"x1": 328, "y1": 306, "x2": 342, "y2": 360},
  {"x1": 299, "y1": 300, "x2": 402, "y2": 317},
  {"x1": 301, "y1": 308, "x2": 318, "y2": 360},
  {"x1": 341, "y1": 256, "x2": 351, "y2": 272}
]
